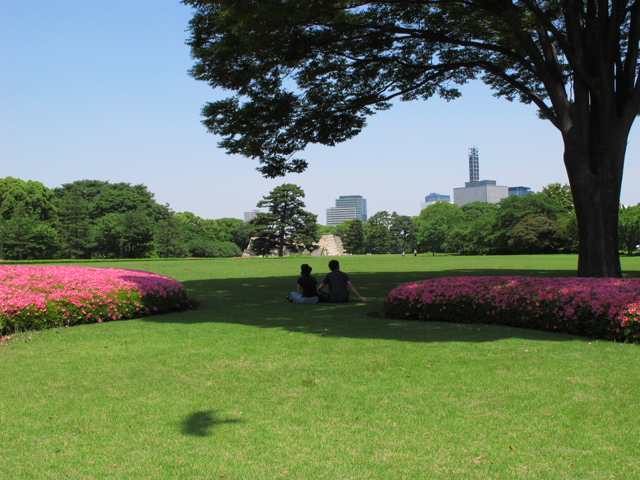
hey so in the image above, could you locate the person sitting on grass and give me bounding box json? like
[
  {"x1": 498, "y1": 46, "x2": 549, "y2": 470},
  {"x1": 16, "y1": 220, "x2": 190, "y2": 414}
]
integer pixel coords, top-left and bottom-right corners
[
  {"x1": 287, "y1": 264, "x2": 319, "y2": 304},
  {"x1": 317, "y1": 260, "x2": 366, "y2": 303}
]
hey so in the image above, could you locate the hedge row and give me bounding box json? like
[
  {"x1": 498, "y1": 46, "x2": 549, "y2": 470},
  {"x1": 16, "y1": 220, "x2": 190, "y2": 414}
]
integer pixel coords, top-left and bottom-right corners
[{"x1": 383, "y1": 276, "x2": 640, "y2": 343}]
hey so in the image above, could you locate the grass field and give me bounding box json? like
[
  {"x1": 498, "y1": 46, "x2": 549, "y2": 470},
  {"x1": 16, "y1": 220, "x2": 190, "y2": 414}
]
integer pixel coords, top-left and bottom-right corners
[{"x1": 2, "y1": 254, "x2": 640, "y2": 479}]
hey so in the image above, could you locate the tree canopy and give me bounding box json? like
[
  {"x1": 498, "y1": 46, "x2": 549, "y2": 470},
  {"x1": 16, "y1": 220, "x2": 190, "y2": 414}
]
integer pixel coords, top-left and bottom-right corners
[
  {"x1": 185, "y1": 0, "x2": 640, "y2": 277},
  {"x1": 0, "y1": 177, "x2": 57, "y2": 222},
  {"x1": 252, "y1": 184, "x2": 320, "y2": 256},
  {"x1": 0, "y1": 177, "x2": 246, "y2": 260}
]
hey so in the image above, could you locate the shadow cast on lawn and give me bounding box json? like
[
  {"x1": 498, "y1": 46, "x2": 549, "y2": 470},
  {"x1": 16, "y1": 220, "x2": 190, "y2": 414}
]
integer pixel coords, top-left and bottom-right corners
[
  {"x1": 181, "y1": 410, "x2": 243, "y2": 437},
  {"x1": 143, "y1": 268, "x2": 597, "y2": 345}
]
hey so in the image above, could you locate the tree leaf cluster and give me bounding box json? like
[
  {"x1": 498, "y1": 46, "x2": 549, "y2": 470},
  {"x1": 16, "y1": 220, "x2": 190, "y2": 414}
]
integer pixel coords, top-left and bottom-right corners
[
  {"x1": 250, "y1": 184, "x2": 320, "y2": 256},
  {"x1": 0, "y1": 178, "x2": 250, "y2": 260}
]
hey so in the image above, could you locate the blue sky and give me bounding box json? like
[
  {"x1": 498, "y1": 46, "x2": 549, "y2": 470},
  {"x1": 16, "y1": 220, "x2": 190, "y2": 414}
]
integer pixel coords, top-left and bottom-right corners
[{"x1": 2, "y1": 1, "x2": 640, "y2": 223}]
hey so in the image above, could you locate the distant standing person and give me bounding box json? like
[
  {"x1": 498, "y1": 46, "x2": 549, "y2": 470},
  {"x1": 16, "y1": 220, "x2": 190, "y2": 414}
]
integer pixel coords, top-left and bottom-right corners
[
  {"x1": 402, "y1": 250, "x2": 405, "y2": 257},
  {"x1": 317, "y1": 260, "x2": 366, "y2": 303},
  {"x1": 414, "y1": 249, "x2": 418, "y2": 257},
  {"x1": 287, "y1": 264, "x2": 319, "y2": 304}
]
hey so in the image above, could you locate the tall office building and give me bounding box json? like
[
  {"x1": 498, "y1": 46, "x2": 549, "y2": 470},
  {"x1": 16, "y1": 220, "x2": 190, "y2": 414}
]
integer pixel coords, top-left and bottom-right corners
[
  {"x1": 453, "y1": 148, "x2": 508, "y2": 206},
  {"x1": 420, "y1": 193, "x2": 451, "y2": 212},
  {"x1": 244, "y1": 210, "x2": 260, "y2": 222},
  {"x1": 469, "y1": 147, "x2": 479, "y2": 182},
  {"x1": 326, "y1": 195, "x2": 367, "y2": 226}
]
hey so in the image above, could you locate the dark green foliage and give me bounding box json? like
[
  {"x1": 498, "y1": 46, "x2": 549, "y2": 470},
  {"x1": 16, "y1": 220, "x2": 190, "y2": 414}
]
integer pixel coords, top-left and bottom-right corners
[
  {"x1": 0, "y1": 177, "x2": 256, "y2": 260},
  {"x1": 364, "y1": 212, "x2": 393, "y2": 254},
  {"x1": 488, "y1": 194, "x2": 566, "y2": 253},
  {"x1": 56, "y1": 192, "x2": 92, "y2": 259},
  {"x1": 332, "y1": 220, "x2": 353, "y2": 241},
  {"x1": 3, "y1": 204, "x2": 34, "y2": 261},
  {"x1": 121, "y1": 210, "x2": 155, "y2": 258},
  {"x1": 390, "y1": 213, "x2": 415, "y2": 254},
  {"x1": 508, "y1": 215, "x2": 564, "y2": 254},
  {"x1": 316, "y1": 224, "x2": 336, "y2": 237},
  {"x1": 2, "y1": 203, "x2": 58, "y2": 261},
  {"x1": 0, "y1": 177, "x2": 58, "y2": 222},
  {"x1": 54, "y1": 180, "x2": 167, "y2": 221},
  {"x1": 444, "y1": 202, "x2": 497, "y2": 255},
  {"x1": 541, "y1": 183, "x2": 574, "y2": 213},
  {"x1": 94, "y1": 213, "x2": 124, "y2": 258},
  {"x1": 414, "y1": 202, "x2": 463, "y2": 255},
  {"x1": 410, "y1": 197, "x2": 579, "y2": 256},
  {"x1": 53, "y1": 180, "x2": 170, "y2": 259},
  {"x1": 186, "y1": 239, "x2": 242, "y2": 258},
  {"x1": 252, "y1": 184, "x2": 319, "y2": 257},
  {"x1": 618, "y1": 205, "x2": 640, "y2": 255},
  {"x1": 25, "y1": 222, "x2": 59, "y2": 260},
  {"x1": 342, "y1": 219, "x2": 365, "y2": 254},
  {"x1": 216, "y1": 217, "x2": 255, "y2": 250},
  {"x1": 155, "y1": 214, "x2": 188, "y2": 258},
  {"x1": 92, "y1": 210, "x2": 155, "y2": 259},
  {"x1": 558, "y1": 211, "x2": 579, "y2": 253}
]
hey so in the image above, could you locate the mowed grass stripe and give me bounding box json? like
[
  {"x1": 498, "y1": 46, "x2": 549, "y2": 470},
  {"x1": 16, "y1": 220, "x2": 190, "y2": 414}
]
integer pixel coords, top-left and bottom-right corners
[{"x1": 1, "y1": 255, "x2": 640, "y2": 479}]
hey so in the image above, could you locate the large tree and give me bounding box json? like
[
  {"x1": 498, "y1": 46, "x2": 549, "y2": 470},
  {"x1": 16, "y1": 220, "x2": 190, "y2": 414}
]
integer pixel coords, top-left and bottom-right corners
[
  {"x1": 364, "y1": 211, "x2": 394, "y2": 253},
  {"x1": 185, "y1": 0, "x2": 640, "y2": 277},
  {"x1": 54, "y1": 180, "x2": 167, "y2": 221},
  {"x1": 252, "y1": 184, "x2": 319, "y2": 257},
  {"x1": 390, "y1": 212, "x2": 415, "y2": 253},
  {"x1": 342, "y1": 219, "x2": 366, "y2": 254},
  {"x1": 56, "y1": 192, "x2": 92, "y2": 259},
  {"x1": 216, "y1": 217, "x2": 255, "y2": 250},
  {"x1": 0, "y1": 177, "x2": 57, "y2": 222}
]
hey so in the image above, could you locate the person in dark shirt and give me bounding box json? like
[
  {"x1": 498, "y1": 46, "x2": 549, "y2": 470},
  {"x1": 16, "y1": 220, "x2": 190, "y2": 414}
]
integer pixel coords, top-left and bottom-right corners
[
  {"x1": 317, "y1": 260, "x2": 366, "y2": 303},
  {"x1": 287, "y1": 264, "x2": 319, "y2": 304}
]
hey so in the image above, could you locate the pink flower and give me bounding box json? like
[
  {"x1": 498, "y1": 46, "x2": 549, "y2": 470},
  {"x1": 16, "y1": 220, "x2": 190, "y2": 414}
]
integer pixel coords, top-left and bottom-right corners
[
  {"x1": 383, "y1": 276, "x2": 640, "y2": 343},
  {"x1": 0, "y1": 265, "x2": 187, "y2": 333}
]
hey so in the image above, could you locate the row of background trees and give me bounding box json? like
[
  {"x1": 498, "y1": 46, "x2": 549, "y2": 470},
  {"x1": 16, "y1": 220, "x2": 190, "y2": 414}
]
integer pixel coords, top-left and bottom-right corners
[
  {"x1": 251, "y1": 181, "x2": 640, "y2": 258},
  {"x1": 3, "y1": 177, "x2": 640, "y2": 260},
  {"x1": 0, "y1": 177, "x2": 252, "y2": 260},
  {"x1": 330, "y1": 184, "x2": 578, "y2": 256}
]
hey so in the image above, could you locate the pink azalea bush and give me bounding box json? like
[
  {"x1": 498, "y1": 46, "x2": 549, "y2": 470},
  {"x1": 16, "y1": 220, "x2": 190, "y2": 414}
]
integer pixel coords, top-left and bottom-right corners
[
  {"x1": 0, "y1": 265, "x2": 189, "y2": 335},
  {"x1": 383, "y1": 276, "x2": 640, "y2": 343}
]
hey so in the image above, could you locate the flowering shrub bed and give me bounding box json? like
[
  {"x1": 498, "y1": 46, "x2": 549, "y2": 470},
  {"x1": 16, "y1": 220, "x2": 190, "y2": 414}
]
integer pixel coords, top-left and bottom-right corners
[
  {"x1": 383, "y1": 276, "x2": 640, "y2": 343},
  {"x1": 0, "y1": 265, "x2": 189, "y2": 334}
]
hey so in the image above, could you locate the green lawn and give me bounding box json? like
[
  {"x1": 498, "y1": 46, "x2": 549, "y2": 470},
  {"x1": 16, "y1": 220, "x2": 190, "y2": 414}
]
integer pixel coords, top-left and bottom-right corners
[{"x1": 2, "y1": 254, "x2": 640, "y2": 479}]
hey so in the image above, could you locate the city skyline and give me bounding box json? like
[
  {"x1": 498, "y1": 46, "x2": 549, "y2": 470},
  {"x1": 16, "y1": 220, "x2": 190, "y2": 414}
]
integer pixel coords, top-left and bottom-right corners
[{"x1": 3, "y1": 1, "x2": 640, "y2": 225}]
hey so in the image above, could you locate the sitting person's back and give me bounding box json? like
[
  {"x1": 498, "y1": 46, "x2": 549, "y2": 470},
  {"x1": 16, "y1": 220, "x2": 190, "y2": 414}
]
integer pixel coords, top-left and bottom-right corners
[
  {"x1": 287, "y1": 264, "x2": 319, "y2": 304},
  {"x1": 318, "y1": 260, "x2": 366, "y2": 303}
]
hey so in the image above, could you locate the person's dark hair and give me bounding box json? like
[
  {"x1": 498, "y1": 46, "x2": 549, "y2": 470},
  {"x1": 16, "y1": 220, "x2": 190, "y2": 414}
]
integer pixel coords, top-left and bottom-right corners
[
  {"x1": 328, "y1": 260, "x2": 339, "y2": 271},
  {"x1": 300, "y1": 264, "x2": 312, "y2": 276}
]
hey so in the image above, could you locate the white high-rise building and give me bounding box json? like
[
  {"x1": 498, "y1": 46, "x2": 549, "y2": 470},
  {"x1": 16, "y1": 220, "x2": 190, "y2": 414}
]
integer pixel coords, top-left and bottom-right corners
[
  {"x1": 244, "y1": 210, "x2": 260, "y2": 222},
  {"x1": 453, "y1": 148, "x2": 508, "y2": 206}
]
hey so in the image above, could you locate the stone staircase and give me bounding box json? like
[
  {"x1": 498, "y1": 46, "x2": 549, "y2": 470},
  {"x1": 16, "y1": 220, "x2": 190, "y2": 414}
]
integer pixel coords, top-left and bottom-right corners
[
  {"x1": 242, "y1": 234, "x2": 345, "y2": 257},
  {"x1": 318, "y1": 235, "x2": 345, "y2": 256}
]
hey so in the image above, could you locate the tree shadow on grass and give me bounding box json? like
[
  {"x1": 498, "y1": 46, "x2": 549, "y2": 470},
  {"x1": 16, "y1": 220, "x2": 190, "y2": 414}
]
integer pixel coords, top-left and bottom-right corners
[
  {"x1": 142, "y1": 268, "x2": 605, "y2": 345},
  {"x1": 181, "y1": 410, "x2": 243, "y2": 437}
]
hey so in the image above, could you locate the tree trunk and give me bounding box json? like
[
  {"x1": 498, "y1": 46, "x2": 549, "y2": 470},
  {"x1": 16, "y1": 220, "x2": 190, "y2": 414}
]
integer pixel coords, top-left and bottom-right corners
[
  {"x1": 562, "y1": 117, "x2": 629, "y2": 277},
  {"x1": 278, "y1": 231, "x2": 284, "y2": 257}
]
